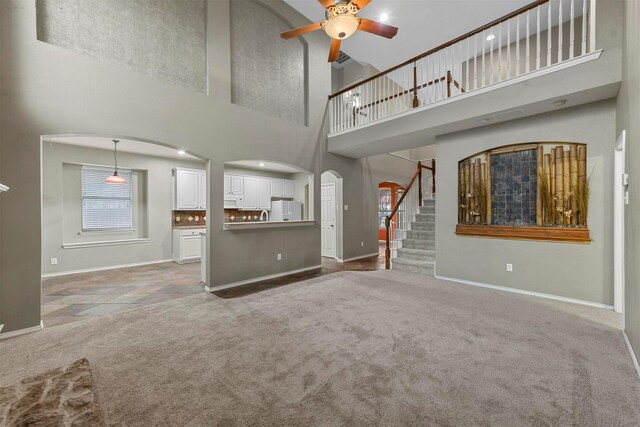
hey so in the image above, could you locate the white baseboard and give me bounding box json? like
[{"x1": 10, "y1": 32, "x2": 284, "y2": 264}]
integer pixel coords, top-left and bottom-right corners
[
  {"x1": 435, "y1": 275, "x2": 614, "y2": 310},
  {"x1": 623, "y1": 331, "x2": 640, "y2": 379},
  {"x1": 0, "y1": 321, "x2": 43, "y2": 340},
  {"x1": 205, "y1": 264, "x2": 323, "y2": 292},
  {"x1": 42, "y1": 259, "x2": 174, "y2": 278},
  {"x1": 337, "y1": 252, "x2": 379, "y2": 263}
]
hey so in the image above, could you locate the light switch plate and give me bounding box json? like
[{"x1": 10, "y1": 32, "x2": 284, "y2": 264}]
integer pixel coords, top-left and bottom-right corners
[{"x1": 344, "y1": 205, "x2": 349, "y2": 211}]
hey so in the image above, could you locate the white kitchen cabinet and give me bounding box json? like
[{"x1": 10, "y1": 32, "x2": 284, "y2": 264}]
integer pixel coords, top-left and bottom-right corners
[
  {"x1": 172, "y1": 228, "x2": 205, "y2": 263},
  {"x1": 174, "y1": 168, "x2": 206, "y2": 210},
  {"x1": 224, "y1": 174, "x2": 243, "y2": 196},
  {"x1": 243, "y1": 177, "x2": 271, "y2": 210},
  {"x1": 270, "y1": 179, "x2": 295, "y2": 198}
]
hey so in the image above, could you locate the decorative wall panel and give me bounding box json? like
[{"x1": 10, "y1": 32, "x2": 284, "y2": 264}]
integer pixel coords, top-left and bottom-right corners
[
  {"x1": 36, "y1": 0, "x2": 207, "y2": 93},
  {"x1": 230, "y1": 0, "x2": 306, "y2": 125},
  {"x1": 490, "y1": 149, "x2": 538, "y2": 226}
]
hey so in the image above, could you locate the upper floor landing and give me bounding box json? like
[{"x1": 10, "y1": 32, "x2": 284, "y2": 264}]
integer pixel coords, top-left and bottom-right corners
[{"x1": 327, "y1": 0, "x2": 622, "y2": 158}]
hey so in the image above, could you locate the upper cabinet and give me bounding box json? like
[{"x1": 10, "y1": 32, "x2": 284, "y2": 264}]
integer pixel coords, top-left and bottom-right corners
[
  {"x1": 174, "y1": 168, "x2": 206, "y2": 210},
  {"x1": 271, "y1": 179, "x2": 294, "y2": 198},
  {"x1": 223, "y1": 174, "x2": 243, "y2": 196},
  {"x1": 243, "y1": 177, "x2": 271, "y2": 210}
]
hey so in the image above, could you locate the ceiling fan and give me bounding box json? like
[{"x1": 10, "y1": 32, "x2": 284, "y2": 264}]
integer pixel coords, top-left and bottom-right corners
[{"x1": 281, "y1": 0, "x2": 398, "y2": 62}]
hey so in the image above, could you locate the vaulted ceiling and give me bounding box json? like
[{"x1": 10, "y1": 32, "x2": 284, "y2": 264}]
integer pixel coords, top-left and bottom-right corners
[{"x1": 284, "y1": 0, "x2": 533, "y2": 71}]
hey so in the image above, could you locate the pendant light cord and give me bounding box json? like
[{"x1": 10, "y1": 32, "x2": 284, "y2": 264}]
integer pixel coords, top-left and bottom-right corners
[{"x1": 113, "y1": 140, "x2": 119, "y2": 175}]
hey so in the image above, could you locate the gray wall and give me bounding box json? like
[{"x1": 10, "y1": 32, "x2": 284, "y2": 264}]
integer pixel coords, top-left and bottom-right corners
[
  {"x1": 0, "y1": 0, "x2": 414, "y2": 333},
  {"x1": 36, "y1": 0, "x2": 207, "y2": 93},
  {"x1": 436, "y1": 100, "x2": 616, "y2": 305},
  {"x1": 230, "y1": 0, "x2": 306, "y2": 124},
  {"x1": 42, "y1": 142, "x2": 205, "y2": 275},
  {"x1": 617, "y1": 0, "x2": 640, "y2": 361}
]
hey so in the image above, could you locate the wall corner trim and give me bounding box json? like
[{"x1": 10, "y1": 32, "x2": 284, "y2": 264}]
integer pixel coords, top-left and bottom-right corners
[
  {"x1": 622, "y1": 331, "x2": 640, "y2": 379},
  {"x1": 0, "y1": 321, "x2": 44, "y2": 341},
  {"x1": 205, "y1": 264, "x2": 323, "y2": 292},
  {"x1": 337, "y1": 252, "x2": 379, "y2": 263},
  {"x1": 434, "y1": 275, "x2": 614, "y2": 310}
]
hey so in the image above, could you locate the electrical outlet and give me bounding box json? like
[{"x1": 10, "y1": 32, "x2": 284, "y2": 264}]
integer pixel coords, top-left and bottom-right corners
[
  {"x1": 506, "y1": 263, "x2": 513, "y2": 272},
  {"x1": 361, "y1": 241, "x2": 364, "y2": 247},
  {"x1": 277, "y1": 253, "x2": 282, "y2": 261},
  {"x1": 50, "y1": 258, "x2": 58, "y2": 265}
]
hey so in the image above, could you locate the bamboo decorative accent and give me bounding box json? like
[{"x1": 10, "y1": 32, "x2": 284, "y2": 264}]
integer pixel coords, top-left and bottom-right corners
[{"x1": 458, "y1": 142, "x2": 589, "y2": 233}]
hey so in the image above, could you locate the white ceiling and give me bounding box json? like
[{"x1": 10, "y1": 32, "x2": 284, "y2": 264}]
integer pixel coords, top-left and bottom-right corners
[
  {"x1": 46, "y1": 136, "x2": 203, "y2": 161},
  {"x1": 284, "y1": 0, "x2": 533, "y2": 71},
  {"x1": 225, "y1": 160, "x2": 303, "y2": 174}
]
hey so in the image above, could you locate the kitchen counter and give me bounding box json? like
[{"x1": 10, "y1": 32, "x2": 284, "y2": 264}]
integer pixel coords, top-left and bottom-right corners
[
  {"x1": 223, "y1": 220, "x2": 315, "y2": 231},
  {"x1": 172, "y1": 225, "x2": 206, "y2": 229}
]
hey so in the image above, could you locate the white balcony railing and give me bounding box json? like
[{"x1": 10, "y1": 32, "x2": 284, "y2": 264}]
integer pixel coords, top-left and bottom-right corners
[{"x1": 329, "y1": 0, "x2": 597, "y2": 134}]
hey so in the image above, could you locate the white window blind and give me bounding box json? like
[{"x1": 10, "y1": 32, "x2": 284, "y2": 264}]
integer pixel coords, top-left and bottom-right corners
[{"x1": 81, "y1": 167, "x2": 132, "y2": 231}]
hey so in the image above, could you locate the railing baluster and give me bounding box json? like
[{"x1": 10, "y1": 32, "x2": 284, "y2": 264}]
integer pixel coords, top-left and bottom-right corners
[
  {"x1": 481, "y1": 31, "x2": 486, "y2": 87},
  {"x1": 558, "y1": 0, "x2": 563, "y2": 62},
  {"x1": 526, "y1": 10, "x2": 530, "y2": 73},
  {"x1": 498, "y1": 23, "x2": 502, "y2": 82},
  {"x1": 536, "y1": 6, "x2": 541, "y2": 70},
  {"x1": 466, "y1": 37, "x2": 470, "y2": 91},
  {"x1": 570, "y1": 0, "x2": 575, "y2": 59},
  {"x1": 507, "y1": 19, "x2": 511, "y2": 79},
  {"x1": 582, "y1": 0, "x2": 587, "y2": 55},
  {"x1": 490, "y1": 29, "x2": 494, "y2": 84},
  {"x1": 547, "y1": 0, "x2": 552, "y2": 66},
  {"x1": 474, "y1": 35, "x2": 478, "y2": 91},
  {"x1": 589, "y1": 0, "x2": 596, "y2": 52},
  {"x1": 516, "y1": 15, "x2": 520, "y2": 76}
]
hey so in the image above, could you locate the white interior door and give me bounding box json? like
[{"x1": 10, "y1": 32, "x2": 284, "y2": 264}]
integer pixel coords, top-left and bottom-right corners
[
  {"x1": 614, "y1": 131, "x2": 627, "y2": 315},
  {"x1": 321, "y1": 183, "x2": 337, "y2": 258}
]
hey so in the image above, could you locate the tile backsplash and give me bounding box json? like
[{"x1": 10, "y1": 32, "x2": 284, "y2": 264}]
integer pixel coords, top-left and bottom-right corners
[
  {"x1": 172, "y1": 210, "x2": 206, "y2": 227},
  {"x1": 224, "y1": 209, "x2": 265, "y2": 223}
]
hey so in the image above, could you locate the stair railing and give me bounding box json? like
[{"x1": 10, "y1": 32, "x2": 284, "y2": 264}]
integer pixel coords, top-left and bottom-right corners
[{"x1": 385, "y1": 160, "x2": 435, "y2": 269}]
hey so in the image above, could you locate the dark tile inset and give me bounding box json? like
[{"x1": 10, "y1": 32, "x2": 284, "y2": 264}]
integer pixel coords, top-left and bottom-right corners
[{"x1": 491, "y1": 149, "x2": 538, "y2": 226}]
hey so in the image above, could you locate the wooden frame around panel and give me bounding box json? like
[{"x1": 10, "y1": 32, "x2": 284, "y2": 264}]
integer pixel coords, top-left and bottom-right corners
[{"x1": 456, "y1": 224, "x2": 591, "y2": 243}]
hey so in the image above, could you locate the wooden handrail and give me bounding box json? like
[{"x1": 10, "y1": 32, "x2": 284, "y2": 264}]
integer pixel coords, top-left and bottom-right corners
[
  {"x1": 329, "y1": 0, "x2": 549, "y2": 99},
  {"x1": 385, "y1": 159, "x2": 436, "y2": 269}
]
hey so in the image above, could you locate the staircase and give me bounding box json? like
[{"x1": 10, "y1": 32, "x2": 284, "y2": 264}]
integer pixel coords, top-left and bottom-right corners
[{"x1": 392, "y1": 199, "x2": 435, "y2": 276}]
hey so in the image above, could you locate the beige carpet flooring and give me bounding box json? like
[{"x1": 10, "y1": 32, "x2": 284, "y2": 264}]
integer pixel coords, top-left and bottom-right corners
[{"x1": 0, "y1": 270, "x2": 639, "y2": 426}]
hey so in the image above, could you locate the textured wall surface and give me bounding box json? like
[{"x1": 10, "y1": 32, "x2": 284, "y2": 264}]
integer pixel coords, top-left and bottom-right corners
[
  {"x1": 230, "y1": 0, "x2": 306, "y2": 125},
  {"x1": 36, "y1": 0, "x2": 207, "y2": 93}
]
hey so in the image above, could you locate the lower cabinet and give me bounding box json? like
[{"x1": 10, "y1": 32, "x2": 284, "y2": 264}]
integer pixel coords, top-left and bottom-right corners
[{"x1": 172, "y1": 228, "x2": 205, "y2": 263}]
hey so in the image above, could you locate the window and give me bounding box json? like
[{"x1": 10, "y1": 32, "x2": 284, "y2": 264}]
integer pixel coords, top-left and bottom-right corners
[
  {"x1": 378, "y1": 188, "x2": 392, "y2": 228},
  {"x1": 81, "y1": 167, "x2": 132, "y2": 231}
]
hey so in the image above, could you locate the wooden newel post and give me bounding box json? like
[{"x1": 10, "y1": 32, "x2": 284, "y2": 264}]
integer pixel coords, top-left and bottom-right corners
[
  {"x1": 412, "y1": 62, "x2": 420, "y2": 108},
  {"x1": 432, "y1": 159, "x2": 436, "y2": 195},
  {"x1": 418, "y1": 161, "x2": 423, "y2": 207},
  {"x1": 385, "y1": 216, "x2": 391, "y2": 269}
]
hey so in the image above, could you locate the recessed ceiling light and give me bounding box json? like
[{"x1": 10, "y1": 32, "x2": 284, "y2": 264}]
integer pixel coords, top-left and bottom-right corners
[
  {"x1": 259, "y1": 162, "x2": 266, "y2": 167},
  {"x1": 486, "y1": 34, "x2": 496, "y2": 41},
  {"x1": 479, "y1": 118, "x2": 490, "y2": 123},
  {"x1": 553, "y1": 99, "x2": 567, "y2": 107},
  {"x1": 177, "y1": 150, "x2": 186, "y2": 155},
  {"x1": 379, "y1": 12, "x2": 388, "y2": 22}
]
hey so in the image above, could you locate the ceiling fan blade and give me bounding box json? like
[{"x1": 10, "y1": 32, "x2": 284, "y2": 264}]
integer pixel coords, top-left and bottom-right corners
[
  {"x1": 328, "y1": 39, "x2": 341, "y2": 62},
  {"x1": 350, "y1": 0, "x2": 372, "y2": 10},
  {"x1": 358, "y1": 18, "x2": 398, "y2": 39},
  {"x1": 281, "y1": 22, "x2": 324, "y2": 40},
  {"x1": 318, "y1": 0, "x2": 335, "y2": 8}
]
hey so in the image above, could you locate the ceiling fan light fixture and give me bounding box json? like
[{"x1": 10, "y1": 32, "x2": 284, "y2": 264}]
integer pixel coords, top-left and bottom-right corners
[{"x1": 324, "y1": 15, "x2": 359, "y2": 40}]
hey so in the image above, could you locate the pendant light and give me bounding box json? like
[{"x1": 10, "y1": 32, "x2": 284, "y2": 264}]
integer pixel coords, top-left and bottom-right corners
[{"x1": 105, "y1": 139, "x2": 127, "y2": 184}]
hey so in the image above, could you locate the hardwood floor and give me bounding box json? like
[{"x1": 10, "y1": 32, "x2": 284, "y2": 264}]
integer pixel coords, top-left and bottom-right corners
[{"x1": 41, "y1": 244, "x2": 385, "y2": 326}]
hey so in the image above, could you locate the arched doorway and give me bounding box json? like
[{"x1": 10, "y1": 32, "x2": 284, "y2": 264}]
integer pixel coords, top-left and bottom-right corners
[
  {"x1": 378, "y1": 181, "x2": 404, "y2": 242},
  {"x1": 40, "y1": 134, "x2": 210, "y2": 325}
]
